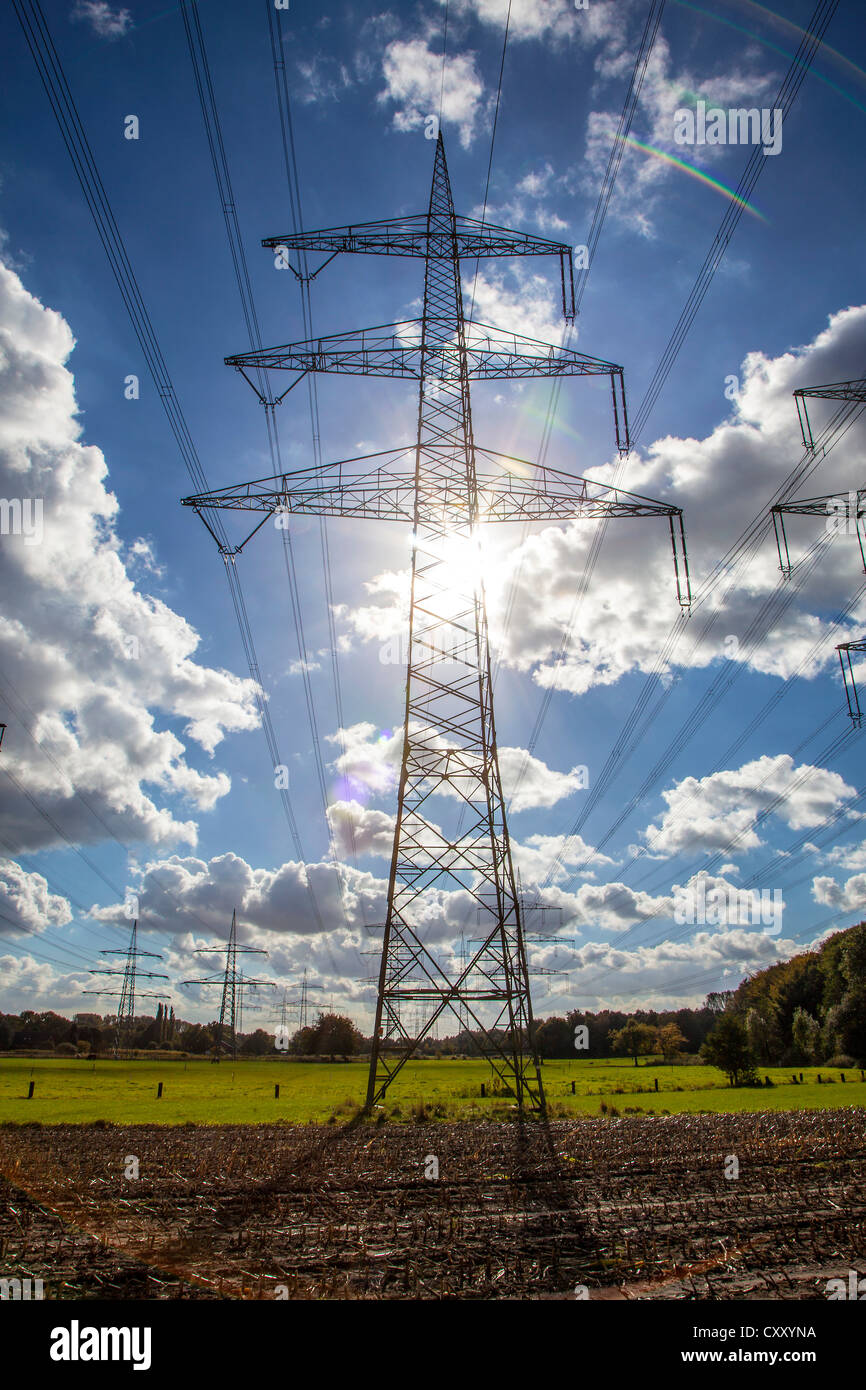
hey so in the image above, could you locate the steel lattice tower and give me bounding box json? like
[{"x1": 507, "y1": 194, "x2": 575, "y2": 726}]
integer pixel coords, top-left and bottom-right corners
[
  {"x1": 365, "y1": 138, "x2": 542, "y2": 1112},
  {"x1": 185, "y1": 137, "x2": 691, "y2": 1116},
  {"x1": 84, "y1": 920, "x2": 169, "y2": 1059},
  {"x1": 181, "y1": 908, "x2": 273, "y2": 1061}
]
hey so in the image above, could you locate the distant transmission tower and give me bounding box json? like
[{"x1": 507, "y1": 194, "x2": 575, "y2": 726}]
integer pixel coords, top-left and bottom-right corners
[
  {"x1": 84, "y1": 920, "x2": 169, "y2": 1059},
  {"x1": 296, "y1": 967, "x2": 322, "y2": 1030},
  {"x1": 271, "y1": 970, "x2": 322, "y2": 1046},
  {"x1": 181, "y1": 909, "x2": 274, "y2": 1061},
  {"x1": 184, "y1": 137, "x2": 691, "y2": 1116},
  {"x1": 237, "y1": 970, "x2": 267, "y2": 1037}
]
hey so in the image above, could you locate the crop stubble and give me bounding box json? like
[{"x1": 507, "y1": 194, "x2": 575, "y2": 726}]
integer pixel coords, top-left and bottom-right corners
[{"x1": 0, "y1": 1109, "x2": 864, "y2": 1300}]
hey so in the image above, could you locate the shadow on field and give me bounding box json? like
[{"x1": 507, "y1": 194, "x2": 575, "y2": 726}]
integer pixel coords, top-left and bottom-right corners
[{"x1": 1, "y1": 1110, "x2": 864, "y2": 1298}]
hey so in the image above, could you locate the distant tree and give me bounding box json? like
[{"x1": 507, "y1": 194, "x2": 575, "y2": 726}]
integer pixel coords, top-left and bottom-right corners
[
  {"x1": 773, "y1": 955, "x2": 825, "y2": 1051},
  {"x1": 182, "y1": 1023, "x2": 214, "y2": 1055},
  {"x1": 702, "y1": 1015, "x2": 758, "y2": 1087},
  {"x1": 290, "y1": 1026, "x2": 317, "y2": 1055},
  {"x1": 833, "y1": 986, "x2": 866, "y2": 1063},
  {"x1": 313, "y1": 1012, "x2": 363, "y2": 1058},
  {"x1": 791, "y1": 1006, "x2": 821, "y2": 1064},
  {"x1": 842, "y1": 923, "x2": 866, "y2": 989},
  {"x1": 814, "y1": 922, "x2": 866, "y2": 1061},
  {"x1": 534, "y1": 1016, "x2": 573, "y2": 1058},
  {"x1": 78, "y1": 1025, "x2": 104, "y2": 1057},
  {"x1": 657, "y1": 1022, "x2": 687, "y2": 1065},
  {"x1": 745, "y1": 1008, "x2": 775, "y2": 1064},
  {"x1": 610, "y1": 1021, "x2": 657, "y2": 1067},
  {"x1": 241, "y1": 1029, "x2": 272, "y2": 1056},
  {"x1": 570, "y1": 1009, "x2": 627, "y2": 1057},
  {"x1": 12, "y1": 1010, "x2": 70, "y2": 1049}
]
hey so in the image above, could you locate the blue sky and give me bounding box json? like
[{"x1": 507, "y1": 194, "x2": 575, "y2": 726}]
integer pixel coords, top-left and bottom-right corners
[{"x1": 0, "y1": 0, "x2": 865, "y2": 1031}]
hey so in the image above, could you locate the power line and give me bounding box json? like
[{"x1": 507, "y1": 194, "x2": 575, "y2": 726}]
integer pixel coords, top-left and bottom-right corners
[
  {"x1": 504, "y1": 0, "x2": 844, "y2": 830},
  {"x1": 631, "y1": 0, "x2": 840, "y2": 442},
  {"x1": 540, "y1": 377, "x2": 866, "y2": 893},
  {"x1": 574, "y1": 0, "x2": 666, "y2": 315},
  {"x1": 467, "y1": 0, "x2": 513, "y2": 323},
  {"x1": 0, "y1": 671, "x2": 227, "y2": 953},
  {"x1": 266, "y1": 0, "x2": 357, "y2": 872},
  {"x1": 11, "y1": 0, "x2": 327, "y2": 936},
  {"x1": 180, "y1": 0, "x2": 353, "y2": 946}
]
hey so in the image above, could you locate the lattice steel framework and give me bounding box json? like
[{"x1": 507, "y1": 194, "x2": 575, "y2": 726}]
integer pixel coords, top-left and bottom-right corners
[
  {"x1": 793, "y1": 379, "x2": 866, "y2": 452},
  {"x1": 838, "y1": 640, "x2": 866, "y2": 728},
  {"x1": 772, "y1": 486, "x2": 865, "y2": 577},
  {"x1": 772, "y1": 382, "x2": 866, "y2": 726},
  {"x1": 184, "y1": 137, "x2": 691, "y2": 1115},
  {"x1": 84, "y1": 921, "x2": 169, "y2": 1059},
  {"x1": 181, "y1": 908, "x2": 273, "y2": 1061}
]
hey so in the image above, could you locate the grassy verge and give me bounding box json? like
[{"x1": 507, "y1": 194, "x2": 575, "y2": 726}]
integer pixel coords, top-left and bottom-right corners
[{"x1": 1, "y1": 1056, "x2": 864, "y2": 1124}]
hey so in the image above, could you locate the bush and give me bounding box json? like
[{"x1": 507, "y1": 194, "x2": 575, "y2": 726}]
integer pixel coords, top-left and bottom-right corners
[
  {"x1": 54, "y1": 1041, "x2": 77, "y2": 1056},
  {"x1": 827, "y1": 1054, "x2": 856, "y2": 1069}
]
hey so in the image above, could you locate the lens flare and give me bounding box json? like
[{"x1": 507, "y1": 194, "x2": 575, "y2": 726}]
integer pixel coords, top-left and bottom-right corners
[{"x1": 618, "y1": 134, "x2": 768, "y2": 221}]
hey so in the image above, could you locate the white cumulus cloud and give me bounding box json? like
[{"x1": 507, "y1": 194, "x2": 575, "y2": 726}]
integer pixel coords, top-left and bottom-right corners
[{"x1": 0, "y1": 259, "x2": 260, "y2": 860}]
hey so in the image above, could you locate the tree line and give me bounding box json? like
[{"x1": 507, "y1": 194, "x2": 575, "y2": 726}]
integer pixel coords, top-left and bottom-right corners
[
  {"x1": 2, "y1": 921, "x2": 863, "y2": 1076},
  {"x1": 0, "y1": 1005, "x2": 364, "y2": 1059}
]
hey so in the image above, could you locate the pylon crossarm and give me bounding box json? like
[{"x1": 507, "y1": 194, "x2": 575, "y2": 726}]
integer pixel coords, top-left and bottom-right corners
[
  {"x1": 88, "y1": 968, "x2": 168, "y2": 979},
  {"x1": 182, "y1": 451, "x2": 690, "y2": 604},
  {"x1": 263, "y1": 213, "x2": 572, "y2": 262},
  {"x1": 793, "y1": 380, "x2": 866, "y2": 451},
  {"x1": 771, "y1": 488, "x2": 866, "y2": 575},
  {"x1": 773, "y1": 486, "x2": 865, "y2": 517},
  {"x1": 182, "y1": 448, "x2": 682, "y2": 521},
  {"x1": 794, "y1": 380, "x2": 866, "y2": 404},
  {"x1": 263, "y1": 214, "x2": 576, "y2": 320},
  {"x1": 99, "y1": 946, "x2": 163, "y2": 958},
  {"x1": 224, "y1": 320, "x2": 618, "y2": 382},
  {"x1": 838, "y1": 640, "x2": 866, "y2": 728}
]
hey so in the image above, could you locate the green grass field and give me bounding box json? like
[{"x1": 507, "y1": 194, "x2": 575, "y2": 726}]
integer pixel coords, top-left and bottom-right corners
[{"x1": 1, "y1": 1055, "x2": 865, "y2": 1124}]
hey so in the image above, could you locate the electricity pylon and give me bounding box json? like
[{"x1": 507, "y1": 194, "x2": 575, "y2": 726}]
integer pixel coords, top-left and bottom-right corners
[
  {"x1": 838, "y1": 640, "x2": 866, "y2": 727},
  {"x1": 793, "y1": 379, "x2": 866, "y2": 453},
  {"x1": 772, "y1": 487, "x2": 865, "y2": 577},
  {"x1": 183, "y1": 137, "x2": 691, "y2": 1116},
  {"x1": 84, "y1": 920, "x2": 169, "y2": 1058},
  {"x1": 773, "y1": 378, "x2": 866, "y2": 576},
  {"x1": 181, "y1": 908, "x2": 273, "y2": 1061},
  {"x1": 271, "y1": 970, "x2": 322, "y2": 1047},
  {"x1": 770, "y1": 382, "x2": 866, "y2": 727},
  {"x1": 236, "y1": 970, "x2": 267, "y2": 1037}
]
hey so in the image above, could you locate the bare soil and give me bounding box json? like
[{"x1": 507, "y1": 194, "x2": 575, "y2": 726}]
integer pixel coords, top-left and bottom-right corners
[{"x1": 1, "y1": 1110, "x2": 864, "y2": 1300}]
